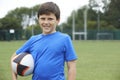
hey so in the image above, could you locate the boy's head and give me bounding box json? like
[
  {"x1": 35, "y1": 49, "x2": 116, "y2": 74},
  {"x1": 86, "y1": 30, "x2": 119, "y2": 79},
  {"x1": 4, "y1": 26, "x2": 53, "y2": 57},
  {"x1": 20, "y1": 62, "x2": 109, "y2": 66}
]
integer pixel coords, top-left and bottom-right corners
[{"x1": 37, "y1": 2, "x2": 60, "y2": 20}]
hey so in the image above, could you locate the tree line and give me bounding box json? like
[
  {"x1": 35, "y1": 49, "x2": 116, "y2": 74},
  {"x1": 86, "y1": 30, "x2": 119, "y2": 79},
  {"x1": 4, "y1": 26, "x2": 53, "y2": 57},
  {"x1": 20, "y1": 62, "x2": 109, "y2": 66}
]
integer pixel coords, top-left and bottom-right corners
[{"x1": 0, "y1": 0, "x2": 120, "y2": 35}]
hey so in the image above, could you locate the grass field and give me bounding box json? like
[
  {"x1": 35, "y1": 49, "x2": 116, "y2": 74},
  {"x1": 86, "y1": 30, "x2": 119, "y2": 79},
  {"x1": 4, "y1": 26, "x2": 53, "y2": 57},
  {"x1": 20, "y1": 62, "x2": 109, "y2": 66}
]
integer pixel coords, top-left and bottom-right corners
[{"x1": 0, "y1": 40, "x2": 120, "y2": 80}]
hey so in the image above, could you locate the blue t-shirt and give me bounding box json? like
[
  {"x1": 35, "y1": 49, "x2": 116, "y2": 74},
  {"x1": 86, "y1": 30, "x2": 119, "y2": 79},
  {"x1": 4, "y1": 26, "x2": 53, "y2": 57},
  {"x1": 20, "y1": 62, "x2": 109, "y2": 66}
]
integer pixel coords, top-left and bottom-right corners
[{"x1": 16, "y1": 31, "x2": 77, "y2": 80}]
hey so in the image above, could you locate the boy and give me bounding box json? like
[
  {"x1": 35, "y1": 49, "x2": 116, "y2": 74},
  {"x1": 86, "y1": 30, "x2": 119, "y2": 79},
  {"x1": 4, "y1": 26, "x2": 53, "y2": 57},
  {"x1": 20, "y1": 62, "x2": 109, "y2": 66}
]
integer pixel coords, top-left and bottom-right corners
[{"x1": 11, "y1": 2, "x2": 77, "y2": 80}]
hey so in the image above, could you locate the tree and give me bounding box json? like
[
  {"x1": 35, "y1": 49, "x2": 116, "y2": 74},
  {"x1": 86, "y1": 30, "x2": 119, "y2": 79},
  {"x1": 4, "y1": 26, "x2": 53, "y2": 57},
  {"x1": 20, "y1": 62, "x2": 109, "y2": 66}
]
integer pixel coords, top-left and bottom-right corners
[
  {"x1": 0, "y1": 5, "x2": 39, "y2": 30},
  {"x1": 104, "y1": 0, "x2": 120, "y2": 29},
  {"x1": 0, "y1": 17, "x2": 21, "y2": 30},
  {"x1": 0, "y1": 5, "x2": 40, "y2": 40},
  {"x1": 89, "y1": 0, "x2": 110, "y2": 13}
]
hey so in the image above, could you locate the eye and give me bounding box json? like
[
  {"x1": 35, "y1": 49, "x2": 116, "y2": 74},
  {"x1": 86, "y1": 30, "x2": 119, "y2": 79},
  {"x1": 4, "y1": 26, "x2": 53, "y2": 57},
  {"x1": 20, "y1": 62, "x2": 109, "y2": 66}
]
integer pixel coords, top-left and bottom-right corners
[
  {"x1": 40, "y1": 18, "x2": 45, "y2": 21},
  {"x1": 48, "y1": 18, "x2": 54, "y2": 21}
]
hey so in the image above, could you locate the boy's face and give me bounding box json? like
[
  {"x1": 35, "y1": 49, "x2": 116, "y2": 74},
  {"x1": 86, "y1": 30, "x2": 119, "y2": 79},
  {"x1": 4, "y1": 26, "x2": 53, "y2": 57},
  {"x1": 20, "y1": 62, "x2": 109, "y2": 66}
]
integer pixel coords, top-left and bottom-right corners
[{"x1": 38, "y1": 13, "x2": 60, "y2": 34}]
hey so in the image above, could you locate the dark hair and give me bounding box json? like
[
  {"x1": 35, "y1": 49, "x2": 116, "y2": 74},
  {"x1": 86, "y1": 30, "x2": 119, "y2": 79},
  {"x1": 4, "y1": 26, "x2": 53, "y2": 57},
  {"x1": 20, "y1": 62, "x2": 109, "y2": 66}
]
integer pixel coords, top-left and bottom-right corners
[{"x1": 37, "y1": 2, "x2": 60, "y2": 20}]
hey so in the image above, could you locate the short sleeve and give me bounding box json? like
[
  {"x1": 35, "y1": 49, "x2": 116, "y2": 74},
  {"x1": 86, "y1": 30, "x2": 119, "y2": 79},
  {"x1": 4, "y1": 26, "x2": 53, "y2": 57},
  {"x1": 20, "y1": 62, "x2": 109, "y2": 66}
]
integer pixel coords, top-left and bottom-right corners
[
  {"x1": 16, "y1": 36, "x2": 34, "y2": 54},
  {"x1": 64, "y1": 35, "x2": 77, "y2": 61}
]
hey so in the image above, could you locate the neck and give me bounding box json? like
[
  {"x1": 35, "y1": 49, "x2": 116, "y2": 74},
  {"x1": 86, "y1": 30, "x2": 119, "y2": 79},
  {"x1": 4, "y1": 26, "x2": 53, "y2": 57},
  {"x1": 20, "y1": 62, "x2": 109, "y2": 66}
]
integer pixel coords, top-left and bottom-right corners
[{"x1": 42, "y1": 31, "x2": 56, "y2": 35}]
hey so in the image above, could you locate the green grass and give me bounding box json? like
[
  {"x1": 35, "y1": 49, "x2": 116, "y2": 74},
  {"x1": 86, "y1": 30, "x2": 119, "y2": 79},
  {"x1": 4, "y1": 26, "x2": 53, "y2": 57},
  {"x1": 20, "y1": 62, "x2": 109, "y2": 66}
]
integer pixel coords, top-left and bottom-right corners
[{"x1": 0, "y1": 40, "x2": 120, "y2": 80}]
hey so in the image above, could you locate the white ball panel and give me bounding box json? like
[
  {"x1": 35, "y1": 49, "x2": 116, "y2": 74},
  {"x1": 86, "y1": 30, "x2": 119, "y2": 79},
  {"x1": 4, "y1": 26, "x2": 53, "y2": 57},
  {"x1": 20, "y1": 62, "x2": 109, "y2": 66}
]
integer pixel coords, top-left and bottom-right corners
[
  {"x1": 20, "y1": 54, "x2": 34, "y2": 67},
  {"x1": 12, "y1": 53, "x2": 34, "y2": 76}
]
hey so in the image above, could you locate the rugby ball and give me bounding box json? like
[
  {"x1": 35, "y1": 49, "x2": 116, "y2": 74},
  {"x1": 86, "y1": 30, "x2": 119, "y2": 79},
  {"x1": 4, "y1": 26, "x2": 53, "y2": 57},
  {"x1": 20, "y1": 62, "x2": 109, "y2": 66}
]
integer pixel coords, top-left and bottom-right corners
[{"x1": 11, "y1": 52, "x2": 34, "y2": 76}]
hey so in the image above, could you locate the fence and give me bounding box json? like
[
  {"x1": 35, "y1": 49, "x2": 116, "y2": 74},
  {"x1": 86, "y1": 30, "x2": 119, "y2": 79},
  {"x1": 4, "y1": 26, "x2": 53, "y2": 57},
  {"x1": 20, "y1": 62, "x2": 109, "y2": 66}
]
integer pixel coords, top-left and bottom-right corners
[
  {"x1": 0, "y1": 29, "x2": 120, "y2": 41},
  {"x1": 87, "y1": 30, "x2": 120, "y2": 40}
]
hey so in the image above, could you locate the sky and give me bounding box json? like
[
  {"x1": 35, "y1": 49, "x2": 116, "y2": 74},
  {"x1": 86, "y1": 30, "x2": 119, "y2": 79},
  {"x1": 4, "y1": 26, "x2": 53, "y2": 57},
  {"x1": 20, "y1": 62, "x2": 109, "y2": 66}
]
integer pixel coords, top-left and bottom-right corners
[{"x1": 0, "y1": 0, "x2": 89, "y2": 23}]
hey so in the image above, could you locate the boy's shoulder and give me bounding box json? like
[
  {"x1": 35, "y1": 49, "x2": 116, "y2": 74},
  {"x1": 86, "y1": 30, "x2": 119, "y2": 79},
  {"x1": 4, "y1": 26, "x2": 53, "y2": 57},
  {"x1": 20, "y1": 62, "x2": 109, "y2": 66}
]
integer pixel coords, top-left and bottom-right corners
[
  {"x1": 28, "y1": 34, "x2": 42, "y2": 42},
  {"x1": 57, "y1": 32, "x2": 72, "y2": 40},
  {"x1": 30, "y1": 34, "x2": 42, "y2": 39},
  {"x1": 57, "y1": 32, "x2": 69, "y2": 37}
]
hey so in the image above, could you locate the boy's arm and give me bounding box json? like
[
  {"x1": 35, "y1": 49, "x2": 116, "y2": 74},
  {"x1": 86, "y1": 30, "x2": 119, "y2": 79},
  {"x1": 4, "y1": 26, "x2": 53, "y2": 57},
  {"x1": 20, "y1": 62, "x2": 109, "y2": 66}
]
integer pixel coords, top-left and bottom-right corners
[
  {"x1": 66, "y1": 60, "x2": 77, "y2": 80},
  {"x1": 11, "y1": 53, "x2": 17, "y2": 80}
]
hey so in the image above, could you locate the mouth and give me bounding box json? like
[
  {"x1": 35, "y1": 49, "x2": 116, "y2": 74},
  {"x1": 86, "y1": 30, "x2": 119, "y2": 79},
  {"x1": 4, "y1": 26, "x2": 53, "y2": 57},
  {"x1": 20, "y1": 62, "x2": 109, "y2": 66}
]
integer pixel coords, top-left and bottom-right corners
[
  {"x1": 43, "y1": 26, "x2": 50, "y2": 29},
  {"x1": 42, "y1": 25, "x2": 51, "y2": 31}
]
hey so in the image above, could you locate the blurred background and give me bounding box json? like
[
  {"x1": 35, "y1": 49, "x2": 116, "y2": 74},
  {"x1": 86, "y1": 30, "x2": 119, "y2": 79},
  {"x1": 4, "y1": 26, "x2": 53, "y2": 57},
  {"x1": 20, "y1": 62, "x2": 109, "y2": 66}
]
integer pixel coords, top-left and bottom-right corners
[
  {"x1": 0, "y1": 0, "x2": 120, "y2": 80},
  {"x1": 0, "y1": 0, "x2": 120, "y2": 41}
]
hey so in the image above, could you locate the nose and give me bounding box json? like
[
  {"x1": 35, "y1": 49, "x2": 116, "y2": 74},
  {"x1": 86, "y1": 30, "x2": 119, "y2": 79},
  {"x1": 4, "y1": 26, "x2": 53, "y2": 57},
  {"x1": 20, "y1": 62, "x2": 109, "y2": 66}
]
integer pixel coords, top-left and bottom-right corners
[
  {"x1": 44, "y1": 19, "x2": 49, "y2": 24},
  {"x1": 43, "y1": 19, "x2": 50, "y2": 26}
]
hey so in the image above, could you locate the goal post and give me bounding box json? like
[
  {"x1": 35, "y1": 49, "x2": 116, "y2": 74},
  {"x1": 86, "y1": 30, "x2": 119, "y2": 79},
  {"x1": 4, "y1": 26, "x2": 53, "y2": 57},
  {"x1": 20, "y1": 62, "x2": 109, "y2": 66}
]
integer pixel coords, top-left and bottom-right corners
[
  {"x1": 73, "y1": 32, "x2": 87, "y2": 40},
  {"x1": 96, "y1": 32, "x2": 113, "y2": 40},
  {"x1": 72, "y1": 6, "x2": 88, "y2": 40}
]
